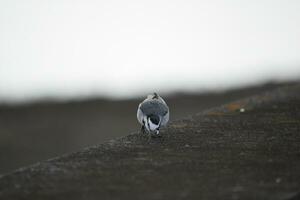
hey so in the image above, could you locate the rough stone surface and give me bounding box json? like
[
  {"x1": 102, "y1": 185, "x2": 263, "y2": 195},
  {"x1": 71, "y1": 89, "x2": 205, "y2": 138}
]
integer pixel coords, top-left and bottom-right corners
[{"x1": 0, "y1": 84, "x2": 299, "y2": 200}]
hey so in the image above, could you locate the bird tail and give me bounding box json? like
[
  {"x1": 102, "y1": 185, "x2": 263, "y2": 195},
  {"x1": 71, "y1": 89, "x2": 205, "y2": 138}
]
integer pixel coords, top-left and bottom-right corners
[
  {"x1": 153, "y1": 92, "x2": 159, "y2": 99},
  {"x1": 147, "y1": 92, "x2": 159, "y2": 99}
]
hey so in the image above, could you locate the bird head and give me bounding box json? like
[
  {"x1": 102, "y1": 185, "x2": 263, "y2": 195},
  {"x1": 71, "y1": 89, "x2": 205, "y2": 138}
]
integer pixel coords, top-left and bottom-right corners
[{"x1": 144, "y1": 114, "x2": 161, "y2": 133}]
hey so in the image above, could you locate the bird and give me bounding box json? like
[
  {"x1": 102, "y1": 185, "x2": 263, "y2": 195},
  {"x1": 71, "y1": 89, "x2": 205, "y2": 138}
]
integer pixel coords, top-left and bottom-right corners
[{"x1": 137, "y1": 93, "x2": 169, "y2": 137}]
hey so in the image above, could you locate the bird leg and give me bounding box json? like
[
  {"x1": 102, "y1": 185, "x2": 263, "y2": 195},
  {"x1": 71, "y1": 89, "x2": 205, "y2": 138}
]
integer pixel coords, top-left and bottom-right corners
[
  {"x1": 150, "y1": 129, "x2": 162, "y2": 138},
  {"x1": 140, "y1": 125, "x2": 146, "y2": 134},
  {"x1": 156, "y1": 130, "x2": 162, "y2": 138}
]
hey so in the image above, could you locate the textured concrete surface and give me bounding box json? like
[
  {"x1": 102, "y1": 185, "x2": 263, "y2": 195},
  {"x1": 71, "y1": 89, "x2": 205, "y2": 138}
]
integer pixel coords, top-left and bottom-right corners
[
  {"x1": 0, "y1": 82, "x2": 286, "y2": 175},
  {"x1": 0, "y1": 84, "x2": 299, "y2": 200}
]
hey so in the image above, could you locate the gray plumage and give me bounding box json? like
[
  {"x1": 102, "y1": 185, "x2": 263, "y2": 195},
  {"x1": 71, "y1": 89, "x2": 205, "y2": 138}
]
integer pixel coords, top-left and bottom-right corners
[
  {"x1": 137, "y1": 93, "x2": 169, "y2": 135},
  {"x1": 139, "y1": 100, "x2": 168, "y2": 116}
]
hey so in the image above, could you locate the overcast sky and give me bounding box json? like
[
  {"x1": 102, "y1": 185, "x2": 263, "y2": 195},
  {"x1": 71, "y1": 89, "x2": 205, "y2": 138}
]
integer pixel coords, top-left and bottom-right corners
[{"x1": 0, "y1": 0, "x2": 299, "y2": 102}]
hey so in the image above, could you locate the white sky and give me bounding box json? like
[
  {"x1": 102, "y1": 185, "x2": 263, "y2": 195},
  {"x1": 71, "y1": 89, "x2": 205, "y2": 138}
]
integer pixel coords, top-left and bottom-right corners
[{"x1": 0, "y1": 0, "x2": 300, "y2": 102}]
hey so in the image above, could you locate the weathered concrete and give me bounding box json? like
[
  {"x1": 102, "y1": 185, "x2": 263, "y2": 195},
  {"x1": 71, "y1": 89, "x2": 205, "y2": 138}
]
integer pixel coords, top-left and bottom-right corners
[{"x1": 0, "y1": 84, "x2": 299, "y2": 200}]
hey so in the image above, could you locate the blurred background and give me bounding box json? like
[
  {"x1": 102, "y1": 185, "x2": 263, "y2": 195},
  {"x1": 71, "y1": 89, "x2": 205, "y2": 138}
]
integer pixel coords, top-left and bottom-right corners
[{"x1": 0, "y1": 0, "x2": 299, "y2": 175}]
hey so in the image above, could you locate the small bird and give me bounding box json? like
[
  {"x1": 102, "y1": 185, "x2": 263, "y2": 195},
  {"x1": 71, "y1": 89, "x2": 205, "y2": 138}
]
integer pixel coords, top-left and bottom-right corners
[{"x1": 137, "y1": 93, "x2": 169, "y2": 137}]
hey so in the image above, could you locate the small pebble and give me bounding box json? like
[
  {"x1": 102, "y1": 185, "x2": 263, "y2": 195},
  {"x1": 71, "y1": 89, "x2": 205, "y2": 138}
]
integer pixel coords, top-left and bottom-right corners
[
  {"x1": 276, "y1": 178, "x2": 281, "y2": 183},
  {"x1": 240, "y1": 108, "x2": 245, "y2": 113}
]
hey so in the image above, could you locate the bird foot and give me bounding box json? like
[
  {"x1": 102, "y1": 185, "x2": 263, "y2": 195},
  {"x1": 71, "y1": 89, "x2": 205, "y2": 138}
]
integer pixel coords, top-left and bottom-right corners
[
  {"x1": 150, "y1": 133, "x2": 162, "y2": 138},
  {"x1": 140, "y1": 125, "x2": 146, "y2": 134}
]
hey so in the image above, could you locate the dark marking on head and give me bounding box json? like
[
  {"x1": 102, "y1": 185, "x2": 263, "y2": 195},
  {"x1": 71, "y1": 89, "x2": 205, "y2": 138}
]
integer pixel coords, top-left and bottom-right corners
[{"x1": 148, "y1": 114, "x2": 160, "y2": 125}]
